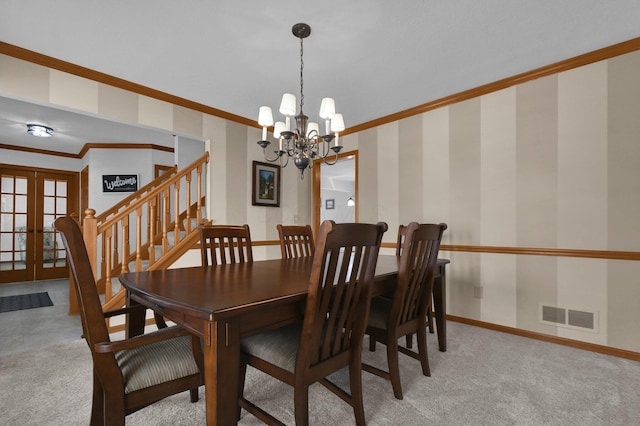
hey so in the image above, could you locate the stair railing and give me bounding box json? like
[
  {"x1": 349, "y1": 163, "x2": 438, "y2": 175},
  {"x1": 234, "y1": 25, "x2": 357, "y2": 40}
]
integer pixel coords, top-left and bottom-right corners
[{"x1": 79, "y1": 152, "x2": 209, "y2": 317}]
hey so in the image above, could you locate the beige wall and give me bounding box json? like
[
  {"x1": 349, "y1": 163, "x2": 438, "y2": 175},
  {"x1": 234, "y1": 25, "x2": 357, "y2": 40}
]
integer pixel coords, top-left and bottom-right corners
[
  {"x1": 343, "y1": 50, "x2": 640, "y2": 353},
  {"x1": 3, "y1": 48, "x2": 640, "y2": 353}
]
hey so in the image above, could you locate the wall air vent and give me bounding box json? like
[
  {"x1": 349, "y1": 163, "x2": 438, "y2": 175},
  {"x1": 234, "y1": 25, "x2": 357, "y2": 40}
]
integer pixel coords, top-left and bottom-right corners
[
  {"x1": 539, "y1": 304, "x2": 598, "y2": 333},
  {"x1": 542, "y1": 305, "x2": 565, "y2": 324},
  {"x1": 567, "y1": 309, "x2": 595, "y2": 330}
]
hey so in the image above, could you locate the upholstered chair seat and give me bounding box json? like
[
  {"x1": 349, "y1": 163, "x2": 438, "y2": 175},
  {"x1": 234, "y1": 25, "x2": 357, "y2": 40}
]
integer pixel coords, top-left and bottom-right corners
[
  {"x1": 366, "y1": 296, "x2": 393, "y2": 331},
  {"x1": 240, "y1": 322, "x2": 303, "y2": 372},
  {"x1": 115, "y1": 333, "x2": 201, "y2": 394}
]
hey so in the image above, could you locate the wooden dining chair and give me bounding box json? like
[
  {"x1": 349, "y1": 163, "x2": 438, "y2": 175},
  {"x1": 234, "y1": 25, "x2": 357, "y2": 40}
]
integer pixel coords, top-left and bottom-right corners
[
  {"x1": 277, "y1": 224, "x2": 315, "y2": 259},
  {"x1": 238, "y1": 220, "x2": 388, "y2": 426},
  {"x1": 156, "y1": 223, "x2": 254, "y2": 329},
  {"x1": 199, "y1": 223, "x2": 253, "y2": 265},
  {"x1": 363, "y1": 222, "x2": 447, "y2": 400},
  {"x1": 53, "y1": 217, "x2": 204, "y2": 426},
  {"x1": 396, "y1": 224, "x2": 434, "y2": 344}
]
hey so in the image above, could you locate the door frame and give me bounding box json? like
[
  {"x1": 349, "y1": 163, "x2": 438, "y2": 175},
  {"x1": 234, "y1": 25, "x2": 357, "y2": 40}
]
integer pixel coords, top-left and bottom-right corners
[{"x1": 311, "y1": 150, "x2": 359, "y2": 237}]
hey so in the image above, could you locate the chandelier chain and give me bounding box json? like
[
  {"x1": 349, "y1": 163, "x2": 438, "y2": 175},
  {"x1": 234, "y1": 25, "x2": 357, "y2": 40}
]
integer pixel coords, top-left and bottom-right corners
[{"x1": 299, "y1": 36, "x2": 304, "y2": 113}]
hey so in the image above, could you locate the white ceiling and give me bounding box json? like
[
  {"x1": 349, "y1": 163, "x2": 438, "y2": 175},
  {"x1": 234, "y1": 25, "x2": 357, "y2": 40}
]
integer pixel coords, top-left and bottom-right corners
[
  {"x1": 1, "y1": 1, "x2": 639, "y2": 154},
  {"x1": 0, "y1": 96, "x2": 178, "y2": 154}
]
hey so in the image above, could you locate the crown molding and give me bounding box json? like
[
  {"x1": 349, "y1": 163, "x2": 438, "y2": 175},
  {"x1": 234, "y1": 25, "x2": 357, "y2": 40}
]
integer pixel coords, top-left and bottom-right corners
[
  {"x1": 0, "y1": 41, "x2": 258, "y2": 129},
  {"x1": 3, "y1": 38, "x2": 640, "y2": 136},
  {"x1": 343, "y1": 37, "x2": 640, "y2": 136},
  {"x1": 0, "y1": 142, "x2": 174, "y2": 159}
]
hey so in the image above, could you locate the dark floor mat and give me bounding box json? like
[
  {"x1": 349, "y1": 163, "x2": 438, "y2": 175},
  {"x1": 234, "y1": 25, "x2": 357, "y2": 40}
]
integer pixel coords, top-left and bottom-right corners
[{"x1": 0, "y1": 292, "x2": 53, "y2": 313}]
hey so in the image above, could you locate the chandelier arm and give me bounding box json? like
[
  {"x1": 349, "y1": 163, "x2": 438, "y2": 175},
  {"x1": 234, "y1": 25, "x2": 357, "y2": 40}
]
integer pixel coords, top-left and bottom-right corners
[
  {"x1": 258, "y1": 140, "x2": 281, "y2": 162},
  {"x1": 323, "y1": 136, "x2": 338, "y2": 159},
  {"x1": 279, "y1": 153, "x2": 290, "y2": 168},
  {"x1": 322, "y1": 149, "x2": 341, "y2": 166},
  {"x1": 318, "y1": 137, "x2": 330, "y2": 159},
  {"x1": 263, "y1": 151, "x2": 283, "y2": 163}
]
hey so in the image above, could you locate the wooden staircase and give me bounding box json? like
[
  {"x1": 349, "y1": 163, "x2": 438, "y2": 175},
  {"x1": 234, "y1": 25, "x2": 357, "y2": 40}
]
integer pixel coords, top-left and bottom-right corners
[{"x1": 72, "y1": 152, "x2": 210, "y2": 332}]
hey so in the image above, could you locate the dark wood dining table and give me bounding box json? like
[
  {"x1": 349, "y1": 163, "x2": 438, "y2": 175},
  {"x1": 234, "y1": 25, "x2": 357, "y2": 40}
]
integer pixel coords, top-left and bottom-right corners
[{"x1": 119, "y1": 255, "x2": 449, "y2": 425}]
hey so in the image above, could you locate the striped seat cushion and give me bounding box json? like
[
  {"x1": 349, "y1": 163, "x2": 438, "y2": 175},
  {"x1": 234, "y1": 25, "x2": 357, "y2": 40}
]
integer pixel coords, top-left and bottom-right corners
[
  {"x1": 240, "y1": 322, "x2": 303, "y2": 372},
  {"x1": 115, "y1": 332, "x2": 199, "y2": 394}
]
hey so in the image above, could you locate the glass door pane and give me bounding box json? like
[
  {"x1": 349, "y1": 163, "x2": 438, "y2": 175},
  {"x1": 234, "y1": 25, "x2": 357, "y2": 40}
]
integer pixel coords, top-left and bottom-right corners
[
  {"x1": 0, "y1": 171, "x2": 34, "y2": 282},
  {"x1": 36, "y1": 173, "x2": 72, "y2": 278}
]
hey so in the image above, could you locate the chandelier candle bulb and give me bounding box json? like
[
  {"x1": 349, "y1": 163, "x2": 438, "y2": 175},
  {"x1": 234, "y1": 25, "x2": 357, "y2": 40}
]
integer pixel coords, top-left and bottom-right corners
[
  {"x1": 331, "y1": 113, "x2": 345, "y2": 147},
  {"x1": 279, "y1": 93, "x2": 296, "y2": 115},
  {"x1": 307, "y1": 122, "x2": 319, "y2": 138},
  {"x1": 319, "y1": 97, "x2": 336, "y2": 134},
  {"x1": 280, "y1": 94, "x2": 296, "y2": 123},
  {"x1": 331, "y1": 113, "x2": 345, "y2": 132},
  {"x1": 274, "y1": 121, "x2": 285, "y2": 139},
  {"x1": 272, "y1": 120, "x2": 285, "y2": 152},
  {"x1": 258, "y1": 106, "x2": 274, "y2": 141}
]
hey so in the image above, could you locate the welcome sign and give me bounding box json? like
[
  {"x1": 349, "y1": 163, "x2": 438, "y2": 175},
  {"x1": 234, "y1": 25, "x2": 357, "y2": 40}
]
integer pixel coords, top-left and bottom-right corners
[{"x1": 102, "y1": 174, "x2": 138, "y2": 193}]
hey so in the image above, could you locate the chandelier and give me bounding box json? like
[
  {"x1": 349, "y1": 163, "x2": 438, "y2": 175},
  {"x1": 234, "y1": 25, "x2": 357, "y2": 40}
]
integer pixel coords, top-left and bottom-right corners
[{"x1": 257, "y1": 23, "x2": 345, "y2": 178}]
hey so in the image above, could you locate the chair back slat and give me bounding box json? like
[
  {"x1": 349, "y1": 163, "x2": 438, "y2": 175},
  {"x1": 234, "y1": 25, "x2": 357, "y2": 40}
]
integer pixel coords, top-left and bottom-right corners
[
  {"x1": 394, "y1": 222, "x2": 447, "y2": 327},
  {"x1": 300, "y1": 221, "x2": 387, "y2": 367},
  {"x1": 199, "y1": 224, "x2": 253, "y2": 265},
  {"x1": 277, "y1": 224, "x2": 315, "y2": 259},
  {"x1": 396, "y1": 224, "x2": 407, "y2": 256},
  {"x1": 54, "y1": 217, "x2": 111, "y2": 351}
]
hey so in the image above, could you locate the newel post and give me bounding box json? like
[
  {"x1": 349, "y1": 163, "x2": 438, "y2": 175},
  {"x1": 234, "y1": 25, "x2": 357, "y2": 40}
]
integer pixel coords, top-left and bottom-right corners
[{"x1": 83, "y1": 208, "x2": 99, "y2": 277}]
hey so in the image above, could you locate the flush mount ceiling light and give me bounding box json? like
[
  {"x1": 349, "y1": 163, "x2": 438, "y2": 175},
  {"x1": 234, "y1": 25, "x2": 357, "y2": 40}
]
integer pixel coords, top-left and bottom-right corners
[
  {"x1": 27, "y1": 124, "x2": 54, "y2": 138},
  {"x1": 257, "y1": 23, "x2": 345, "y2": 179}
]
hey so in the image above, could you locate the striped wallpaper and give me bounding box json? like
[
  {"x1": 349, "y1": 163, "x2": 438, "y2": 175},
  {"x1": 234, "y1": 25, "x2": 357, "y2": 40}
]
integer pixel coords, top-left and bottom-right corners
[
  {"x1": 1, "y1": 46, "x2": 639, "y2": 353},
  {"x1": 343, "y1": 50, "x2": 640, "y2": 352}
]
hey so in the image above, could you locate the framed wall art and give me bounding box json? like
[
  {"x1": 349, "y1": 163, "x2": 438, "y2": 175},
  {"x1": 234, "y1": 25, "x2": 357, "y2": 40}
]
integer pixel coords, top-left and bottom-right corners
[
  {"x1": 325, "y1": 199, "x2": 335, "y2": 209},
  {"x1": 252, "y1": 161, "x2": 281, "y2": 207}
]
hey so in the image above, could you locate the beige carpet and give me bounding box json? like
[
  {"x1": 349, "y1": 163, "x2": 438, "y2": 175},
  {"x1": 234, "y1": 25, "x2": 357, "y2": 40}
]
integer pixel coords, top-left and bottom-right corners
[{"x1": 1, "y1": 322, "x2": 639, "y2": 425}]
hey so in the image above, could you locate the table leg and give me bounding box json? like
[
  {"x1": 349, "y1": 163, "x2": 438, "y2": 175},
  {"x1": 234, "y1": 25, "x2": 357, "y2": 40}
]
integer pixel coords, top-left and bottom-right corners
[
  {"x1": 432, "y1": 265, "x2": 447, "y2": 352},
  {"x1": 204, "y1": 319, "x2": 240, "y2": 425},
  {"x1": 125, "y1": 292, "x2": 146, "y2": 338}
]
